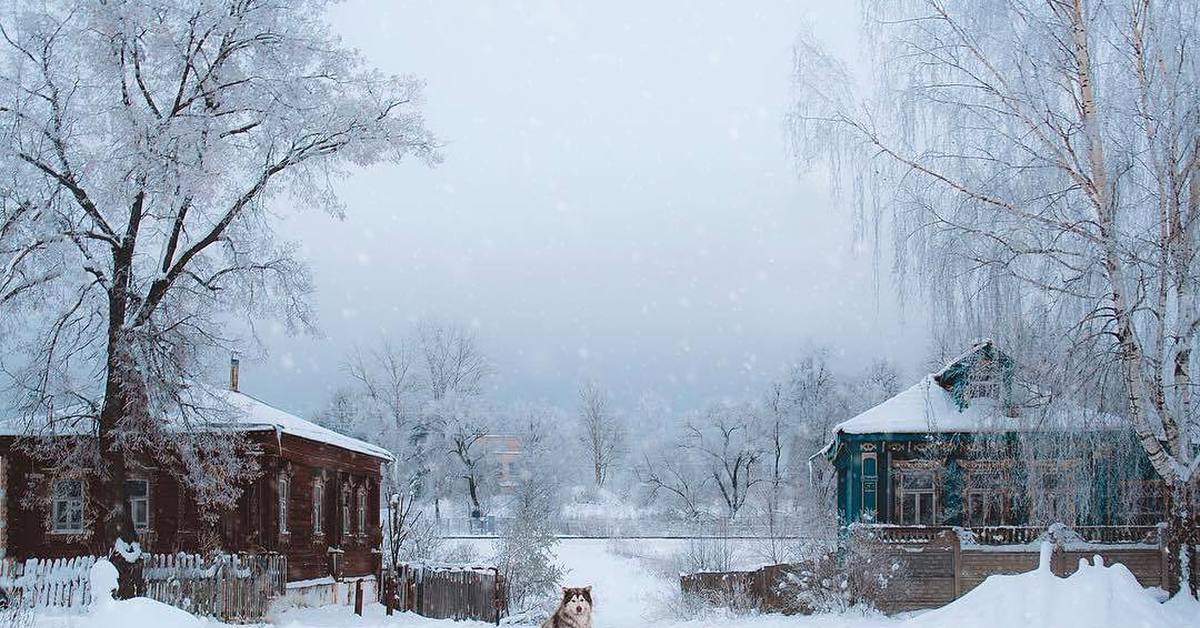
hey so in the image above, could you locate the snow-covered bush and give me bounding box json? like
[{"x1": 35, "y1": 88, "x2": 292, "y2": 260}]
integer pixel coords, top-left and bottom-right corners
[
  {"x1": 439, "y1": 542, "x2": 480, "y2": 565},
  {"x1": 678, "y1": 536, "x2": 737, "y2": 574},
  {"x1": 493, "y1": 483, "x2": 563, "y2": 615},
  {"x1": 783, "y1": 532, "x2": 904, "y2": 614},
  {"x1": 492, "y1": 410, "x2": 565, "y2": 616}
]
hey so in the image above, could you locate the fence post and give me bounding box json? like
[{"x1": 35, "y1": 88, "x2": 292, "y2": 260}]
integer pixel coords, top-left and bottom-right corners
[
  {"x1": 354, "y1": 579, "x2": 363, "y2": 616},
  {"x1": 492, "y1": 568, "x2": 504, "y2": 625},
  {"x1": 951, "y1": 529, "x2": 962, "y2": 600}
]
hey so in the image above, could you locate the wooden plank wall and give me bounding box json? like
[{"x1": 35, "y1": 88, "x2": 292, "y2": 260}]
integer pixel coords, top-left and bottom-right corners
[
  {"x1": 871, "y1": 541, "x2": 1171, "y2": 613},
  {"x1": 680, "y1": 539, "x2": 1189, "y2": 615}
]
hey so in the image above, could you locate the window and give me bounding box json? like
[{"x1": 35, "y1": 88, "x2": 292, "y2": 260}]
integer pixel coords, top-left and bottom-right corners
[
  {"x1": 964, "y1": 360, "x2": 1003, "y2": 401},
  {"x1": 278, "y1": 475, "x2": 290, "y2": 535},
  {"x1": 312, "y1": 477, "x2": 324, "y2": 535},
  {"x1": 52, "y1": 479, "x2": 84, "y2": 533},
  {"x1": 962, "y1": 461, "x2": 1012, "y2": 526},
  {"x1": 860, "y1": 452, "x2": 878, "y2": 521},
  {"x1": 341, "y1": 486, "x2": 351, "y2": 535},
  {"x1": 892, "y1": 469, "x2": 938, "y2": 525},
  {"x1": 1028, "y1": 463, "x2": 1077, "y2": 525},
  {"x1": 1119, "y1": 480, "x2": 1165, "y2": 525},
  {"x1": 357, "y1": 487, "x2": 367, "y2": 534},
  {"x1": 124, "y1": 479, "x2": 149, "y2": 531}
]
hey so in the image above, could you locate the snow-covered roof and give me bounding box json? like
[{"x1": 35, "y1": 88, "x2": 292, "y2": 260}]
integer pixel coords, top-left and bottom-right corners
[
  {"x1": 0, "y1": 386, "x2": 394, "y2": 463},
  {"x1": 207, "y1": 388, "x2": 394, "y2": 462},
  {"x1": 831, "y1": 375, "x2": 1123, "y2": 437}
]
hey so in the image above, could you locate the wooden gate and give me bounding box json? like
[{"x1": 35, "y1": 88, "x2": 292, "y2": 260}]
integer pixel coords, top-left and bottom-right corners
[{"x1": 384, "y1": 563, "x2": 507, "y2": 624}]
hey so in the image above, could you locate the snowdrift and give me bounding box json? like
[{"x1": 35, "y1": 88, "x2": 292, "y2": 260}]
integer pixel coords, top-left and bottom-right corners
[{"x1": 904, "y1": 549, "x2": 1199, "y2": 628}]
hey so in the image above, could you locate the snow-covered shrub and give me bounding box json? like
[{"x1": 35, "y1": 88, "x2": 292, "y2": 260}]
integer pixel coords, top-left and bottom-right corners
[
  {"x1": 677, "y1": 535, "x2": 737, "y2": 574},
  {"x1": 398, "y1": 513, "x2": 444, "y2": 562},
  {"x1": 492, "y1": 471, "x2": 563, "y2": 614},
  {"x1": 493, "y1": 484, "x2": 563, "y2": 615},
  {"x1": 438, "y1": 541, "x2": 480, "y2": 564},
  {"x1": 782, "y1": 532, "x2": 904, "y2": 614}
]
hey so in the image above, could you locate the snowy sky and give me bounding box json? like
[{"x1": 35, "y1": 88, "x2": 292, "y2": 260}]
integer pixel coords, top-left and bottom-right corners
[{"x1": 246, "y1": 0, "x2": 930, "y2": 417}]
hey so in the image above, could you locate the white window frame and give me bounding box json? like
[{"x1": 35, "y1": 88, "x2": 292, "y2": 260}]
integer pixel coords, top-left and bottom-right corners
[
  {"x1": 892, "y1": 468, "x2": 939, "y2": 525},
  {"x1": 312, "y1": 477, "x2": 324, "y2": 535},
  {"x1": 124, "y1": 478, "x2": 150, "y2": 532},
  {"x1": 51, "y1": 479, "x2": 85, "y2": 534},
  {"x1": 278, "y1": 474, "x2": 290, "y2": 535}
]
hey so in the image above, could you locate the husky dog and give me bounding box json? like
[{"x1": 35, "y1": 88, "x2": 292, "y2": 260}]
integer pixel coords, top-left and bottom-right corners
[{"x1": 540, "y1": 586, "x2": 593, "y2": 628}]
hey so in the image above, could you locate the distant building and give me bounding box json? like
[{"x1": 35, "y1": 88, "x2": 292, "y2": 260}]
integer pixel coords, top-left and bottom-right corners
[{"x1": 477, "y1": 434, "x2": 523, "y2": 492}]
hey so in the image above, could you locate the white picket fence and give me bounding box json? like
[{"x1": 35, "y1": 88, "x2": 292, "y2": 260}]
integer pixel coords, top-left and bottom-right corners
[{"x1": 0, "y1": 553, "x2": 286, "y2": 622}]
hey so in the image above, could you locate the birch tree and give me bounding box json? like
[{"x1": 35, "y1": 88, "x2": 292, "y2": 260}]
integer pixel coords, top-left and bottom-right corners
[
  {"x1": 0, "y1": 0, "x2": 436, "y2": 595},
  {"x1": 792, "y1": 0, "x2": 1199, "y2": 587}
]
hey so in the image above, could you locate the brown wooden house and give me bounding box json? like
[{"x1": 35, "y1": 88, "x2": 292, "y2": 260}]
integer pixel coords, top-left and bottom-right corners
[{"x1": 0, "y1": 362, "x2": 393, "y2": 600}]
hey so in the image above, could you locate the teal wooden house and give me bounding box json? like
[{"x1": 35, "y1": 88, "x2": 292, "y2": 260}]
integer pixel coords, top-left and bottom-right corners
[{"x1": 821, "y1": 340, "x2": 1167, "y2": 531}]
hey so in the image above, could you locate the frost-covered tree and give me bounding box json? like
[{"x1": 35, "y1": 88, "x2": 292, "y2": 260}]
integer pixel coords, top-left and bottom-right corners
[
  {"x1": 440, "y1": 402, "x2": 498, "y2": 519},
  {"x1": 419, "y1": 322, "x2": 489, "y2": 402},
  {"x1": 685, "y1": 404, "x2": 765, "y2": 520},
  {"x1": 315, "y1": 387, "x2": 362, "y2": 437},
  {"x1": 329, "y1": 323, "x2": 494, "y2": 519},
  {"x1": 792, "y1": 0, "x2": 1199, "y2": 589},
  {"x1": 0, "y1": 197, "x2": 58, "y2": 312},
  {"x1": 576, "y1": 380, "x2": 626, "y2": 488},
  {"x1": 0, "y1": 0, "x2": 436, "y2": 595},
  {"x1": 637, "y1": 446, "x2": 711, "y2": 522},
  {"x1": 416, "y1": 323, "x2": 492, "y2": 516},
  {"x1": 343, "y1": 340, "x2": 426, "y2": 489}
]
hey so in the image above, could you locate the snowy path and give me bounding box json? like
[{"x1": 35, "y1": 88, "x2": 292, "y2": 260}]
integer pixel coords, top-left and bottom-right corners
[
  {"x1": 451, "y1": 538, "x2": 890, "y2": 628},
  {"x1": 551, "y1": 539, "x2": 675, "y2": 626}
]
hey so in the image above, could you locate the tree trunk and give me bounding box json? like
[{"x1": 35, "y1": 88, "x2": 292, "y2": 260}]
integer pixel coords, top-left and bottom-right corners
[
  {"x1": 1168, "y1": 481, "x2": 1198, "y2": 597},
  {"x1": 466, "y1": 475, "x2": 481, "y2": 518},
  {"x1": 98, "y1": 337, "x2": 145, "y2": 599}
]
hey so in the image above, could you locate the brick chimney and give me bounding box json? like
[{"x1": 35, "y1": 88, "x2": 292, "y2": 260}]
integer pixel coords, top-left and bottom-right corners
[{"x1": 229, "y1": 354, "x2": 240, "y2": 392}]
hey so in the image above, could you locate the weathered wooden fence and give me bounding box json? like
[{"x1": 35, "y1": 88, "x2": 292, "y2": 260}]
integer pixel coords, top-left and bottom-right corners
[
  {"x1": 142, "y1": 553, "x2": 286, "y2": 621},
  {"x1": 680, "y1": 563, "x2": 802, "y2": 613},
  {"x1": 383, "y1": 563, "x2": 507, "y2": 624},
  {"x1": 864, "y1": 525, "x2": 1190, "y2": 613},
  {"x1": 0, "y1": 553, "x2": 286, "y2": 622},
  {"x1": 680, "y1": 525, "x2": 1198, "y2": 615}
]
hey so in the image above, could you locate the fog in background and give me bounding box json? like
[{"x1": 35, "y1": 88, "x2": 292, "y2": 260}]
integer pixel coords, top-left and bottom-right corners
[{"x1": 242, "y1": 0, "x2": 929, "y2": 417}]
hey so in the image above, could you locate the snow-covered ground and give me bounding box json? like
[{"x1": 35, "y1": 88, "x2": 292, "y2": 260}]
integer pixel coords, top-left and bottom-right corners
[{"x1": 28, "y1": 539, "x2": 1200, "y2": 628}]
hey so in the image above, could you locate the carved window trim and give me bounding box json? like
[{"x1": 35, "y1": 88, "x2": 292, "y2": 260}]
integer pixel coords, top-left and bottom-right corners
[
  {"x1": 961, "y1": 459, "x2": 1014, "y2": 526},
  {"x1": 356, "y1": 486, "x2": 367, "y2": 537},
  {"x1": 891, "y1": 461, "x2": 940, "y2": 525},
  {"x1": 278, "y1": 472, "x2": 291, "y2": 536},
  {"x1": 312, "y1": 475, "x2": 325, "y2": 537}
]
